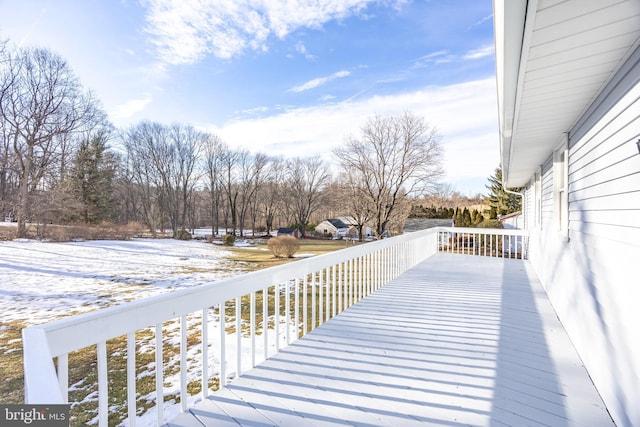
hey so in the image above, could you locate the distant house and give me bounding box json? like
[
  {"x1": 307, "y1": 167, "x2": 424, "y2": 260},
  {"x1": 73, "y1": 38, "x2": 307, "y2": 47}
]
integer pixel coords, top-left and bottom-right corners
[
  {"x1": 315, "y1": 217, "x2": 373, "y2": 239},
  {"x1": 495, "y1": 1, "x2": 640, "y2": 425},
  {"x1": 498, "y1": 211, "x2": 522, "y2": 230},
  {"x1": 315, "y1": 218, "x2": 349, "y2": 238},
  {"x1": 276, "y1": 228, "x2": 299, "y2": 238}
]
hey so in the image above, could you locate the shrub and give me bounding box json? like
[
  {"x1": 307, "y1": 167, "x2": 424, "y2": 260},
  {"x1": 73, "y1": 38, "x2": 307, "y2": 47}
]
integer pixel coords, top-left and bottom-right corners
[
  {"x1": 267, "y1": 235, "x2": 300, "y2": 258},
  {"x1": 173, "y1": 228, "x2": 192, "y2": 240},
  {"x1": 476, "y1": 219, "x2": 504, "y2": 229},
  {"x1": 222, "y1": 233, "x2": 236, "y2": 246}
]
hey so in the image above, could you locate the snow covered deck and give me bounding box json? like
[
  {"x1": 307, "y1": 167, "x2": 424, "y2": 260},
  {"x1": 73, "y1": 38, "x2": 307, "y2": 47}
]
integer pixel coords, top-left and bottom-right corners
[{"x1": 166, "y1": 253, "x2": 613, "y2": 427}]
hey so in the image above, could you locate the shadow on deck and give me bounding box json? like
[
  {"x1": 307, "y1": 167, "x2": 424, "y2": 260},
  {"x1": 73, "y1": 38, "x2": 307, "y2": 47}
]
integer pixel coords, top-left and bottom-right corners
[{"x1": 167, "y1": 253, "x2": 613, "y2": 427}]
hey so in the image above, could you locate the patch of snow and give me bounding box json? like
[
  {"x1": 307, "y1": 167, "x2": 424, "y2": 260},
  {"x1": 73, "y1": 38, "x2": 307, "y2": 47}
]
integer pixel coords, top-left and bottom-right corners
[
  {"x1": 294, "y1": 253, "x2": 315, "y2": 258},
  {"x1": 0, "y1": 238, "x2": 235, "y2": 326}
]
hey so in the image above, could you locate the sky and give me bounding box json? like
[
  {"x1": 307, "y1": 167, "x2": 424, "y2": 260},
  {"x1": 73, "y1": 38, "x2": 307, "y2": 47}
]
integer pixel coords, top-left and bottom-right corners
[{"x1": 0, "y1": 0, "x2": 499, "y2": 196}]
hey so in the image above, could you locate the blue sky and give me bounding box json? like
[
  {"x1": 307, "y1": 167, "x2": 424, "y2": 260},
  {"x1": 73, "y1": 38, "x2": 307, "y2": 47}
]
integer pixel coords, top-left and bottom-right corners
[{"x1": 0, "y1": 0, "x2": 498, "y2": 196}]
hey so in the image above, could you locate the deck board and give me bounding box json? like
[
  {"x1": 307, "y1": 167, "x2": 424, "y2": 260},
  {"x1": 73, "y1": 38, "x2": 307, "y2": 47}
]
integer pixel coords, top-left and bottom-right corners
[{"x1": 165, "y1": 253, "x2": 614, "y2": 427}]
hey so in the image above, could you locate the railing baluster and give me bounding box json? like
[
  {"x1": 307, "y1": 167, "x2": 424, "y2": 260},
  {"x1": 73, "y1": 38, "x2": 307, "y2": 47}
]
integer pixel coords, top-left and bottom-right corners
[
  {"x1": 509, "y1": 235, "x2": 513, "y2": 258},
  {"x1": 357, "y1": 256, "x2": 362, "y2": 301},
  {"x1": 285, "y1": 281, "x2": 290, "y2": 345},
  {"x1": 337, "y1": 263, "x2": 342, "y2": 314},
  {"x1": 368, "y1": 253, "x2": 372, "y2": 295},
  {"x1": 235, "y1": 296, "x2": 241, "y2": 378},
  {"x1": 219, "y1": 304, "x2": 226, "y2": 387},
  {"x1": 318, "y1": 270, "x2": 323, "y2": 325},
  {"x1": 201, "y1": 308, "x2": 209, "y2": 399},
  {"x1": 250, "y1": 292, "x2": 256, "y2": 368},
  {"x1": 311, "y1": 272, "x2": 316, "y2": 330},
  {"x1": 127, "y1": 333, "x2": 136, "y2": 427},
  {"x1": 294, "y1": 278, "x2": 300, "y2": 338},
  {"x1": 326, "y1": 268, "x2": 331, "y2": 321},
  {"x1": 275, "y1": 283, "x2": 280, "y2": 352},
  {"x1": 262, "y1": 288, "x2": 268, "y2": 361},
  {"x1": 332, "y1": 265, "x2": 337, "y2": 317},
  {"x1": 349, "y1": 258, "x2": 354, "y2": 307},
  {"x1": 97, "y1": 341, "x2": 108, "y2": 427},
  {"x1": 302, "y1": 276, "x2": 307, "y2": 336},
  {"x1": 155, "y1": 323, "x2": 163, "y2": 426},
  {"x1": 180, "y1": 315, "x2": 187, "y2": 412}
]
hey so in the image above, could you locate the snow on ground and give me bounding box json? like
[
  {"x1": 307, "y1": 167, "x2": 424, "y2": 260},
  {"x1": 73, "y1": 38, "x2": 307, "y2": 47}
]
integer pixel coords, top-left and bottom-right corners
[
  {"x1": 0, "y1": 238, "x2": 242, "y2": 325},
  {"x1": 0, "y1": 237, "x2": 296, "y2": 426}
]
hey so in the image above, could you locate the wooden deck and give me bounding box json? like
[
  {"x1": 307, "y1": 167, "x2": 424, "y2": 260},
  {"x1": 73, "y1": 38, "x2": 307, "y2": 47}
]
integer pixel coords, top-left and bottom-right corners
[{"x1": 166, "y1": 253, "x2": 613, "y2": 427}]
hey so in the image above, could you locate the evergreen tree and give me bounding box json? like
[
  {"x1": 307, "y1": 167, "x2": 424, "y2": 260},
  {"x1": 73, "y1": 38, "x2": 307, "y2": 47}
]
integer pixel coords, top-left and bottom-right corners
[
  {"x1": 485, "y1": 166, "x2": 522, "y2": 215},
  {"x1": 71, "y1": 134, "x2": 117, "y2": 224}
]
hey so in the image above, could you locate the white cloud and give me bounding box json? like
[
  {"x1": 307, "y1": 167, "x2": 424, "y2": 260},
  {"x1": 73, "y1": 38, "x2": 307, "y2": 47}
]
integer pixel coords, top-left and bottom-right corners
[
  {"x1": 288, "y1": 70, "x2": 351, "y2": 93},
  {"x1": 109, "y1": 97, "x2": 152, "y2": 120},
  {"x1": 412, "y1": 50, "x2": 451, "y2": 68},
  {"x1": 295, "y1": 41, "x2": 316, "y2": 61},
  {"x1": 142, "y1": 0, "x2": 407, "y2": 64},
  {"x1": 208, "y1": 78, "x2": 499, "y2": 195},
  {"x1": 467, "y1": 14, "x2": 493, "y2": 31},
  {"x1": 464, "y1": 45, "x2": 494, "y2": 60}
]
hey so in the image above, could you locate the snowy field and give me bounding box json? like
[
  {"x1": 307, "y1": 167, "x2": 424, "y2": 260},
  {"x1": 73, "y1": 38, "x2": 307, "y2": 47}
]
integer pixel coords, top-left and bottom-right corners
[
  {"x1": 0, "y1": 235, "x2": 292, "y2": 426},
  {"x1": 0, "y1": 237, "x2": 243, "y2": 325}
]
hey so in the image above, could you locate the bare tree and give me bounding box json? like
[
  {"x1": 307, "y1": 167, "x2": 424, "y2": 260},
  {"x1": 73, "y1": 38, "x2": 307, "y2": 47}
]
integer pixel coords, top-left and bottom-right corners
[
  {"x1": 260, "y1": 156, "x2": 286, "y2": 235},
  {"x1": 203, "y1": 133, "x2": 226, "y2": 236},
  {"x1": 0, "y1": 47, "x2": 100, "y2": 237},
  {"x1": 334, "y1": 112, "x2": 443, "y2": 238},
  {"x1": 335, "y1": 171, "x2": 375, "y2": 241},
  {"x1": 169, "y1": 124, "x2": 204, "y2": 231},
  {"x1": 237, "y1": 152, "x2": 268, "y2": 237},
  {"x1": 218, "y1": 148, "x2": 242, "y2": 235},
  {"x1": 121, "y1": 122, "x2": 165, "y2": 234},
  {"x1": 285, "y1": 156, "x2": 330, "y2": 238}
]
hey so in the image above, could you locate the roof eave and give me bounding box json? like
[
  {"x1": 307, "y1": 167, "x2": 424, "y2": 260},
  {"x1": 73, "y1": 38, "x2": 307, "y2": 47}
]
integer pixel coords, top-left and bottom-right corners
[{"x1": 494, "y1": 0, "x2": 528, "y2": 188}]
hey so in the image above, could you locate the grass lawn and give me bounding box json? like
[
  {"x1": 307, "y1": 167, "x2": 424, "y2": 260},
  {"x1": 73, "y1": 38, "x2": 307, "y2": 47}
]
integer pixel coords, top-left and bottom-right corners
[{"x1": 222, "y1": 238, "x2": 363, "y2": 269}]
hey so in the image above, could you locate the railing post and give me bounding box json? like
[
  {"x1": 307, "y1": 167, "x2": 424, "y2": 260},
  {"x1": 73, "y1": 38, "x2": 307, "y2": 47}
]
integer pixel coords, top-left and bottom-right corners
[{"x1": 22, "y1": 327, "x2": 63, "y2": 405}]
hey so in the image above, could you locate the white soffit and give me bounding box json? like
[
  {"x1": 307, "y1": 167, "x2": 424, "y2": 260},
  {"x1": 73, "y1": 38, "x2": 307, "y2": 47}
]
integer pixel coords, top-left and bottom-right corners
[{"x1": 498, "y1": 0, "x2": 640, "y2": 187}]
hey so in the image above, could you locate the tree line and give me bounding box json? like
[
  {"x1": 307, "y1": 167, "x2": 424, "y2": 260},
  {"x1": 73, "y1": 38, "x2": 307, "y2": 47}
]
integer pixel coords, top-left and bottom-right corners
[{"x1": 1, "y1": 42, "x2": 444, "y2": 240}]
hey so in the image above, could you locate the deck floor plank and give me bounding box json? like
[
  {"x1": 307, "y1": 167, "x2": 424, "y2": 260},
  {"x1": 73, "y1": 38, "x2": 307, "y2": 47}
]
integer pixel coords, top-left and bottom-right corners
[{"x1": 165, "y1": 254, "x2": 614, "y2": 427}]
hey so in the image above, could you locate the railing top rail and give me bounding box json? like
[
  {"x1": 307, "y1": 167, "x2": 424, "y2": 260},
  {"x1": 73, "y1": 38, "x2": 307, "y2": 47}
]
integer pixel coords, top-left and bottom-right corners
[
  {"x1": 436, "y1": 226, "x2": 528, "y2": 236},
  {"x1": 25, "y1": 227, "x2": 438, "y2": 357}
]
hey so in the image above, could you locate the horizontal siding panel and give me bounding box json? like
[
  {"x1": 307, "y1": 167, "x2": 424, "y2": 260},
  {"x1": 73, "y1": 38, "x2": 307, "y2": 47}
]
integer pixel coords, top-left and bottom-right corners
[
  {"x1": 569, "y1": 156, "x2": 640, "y2": 192},
  {"x1": 570, "y1": 190, "x2": 640, "y2": 211},
  {"x1": 570, "y1": 127, "x2": 639, "y2": 180},
  {"x1": 568, "y1": 209, "x2": 640, "y2": 228},
  {"x1": 569, "y1": 220, "x2": 640, "y2": 245},
  {"x1": 569, "y1": 169, "x2": 640, "y2": 202},
  {"x1": 570, "y1": 82, "x2": 640, "y2": 158},
  {"x1": 570, "y1": 97, "x2": 640, "y2": 167}
]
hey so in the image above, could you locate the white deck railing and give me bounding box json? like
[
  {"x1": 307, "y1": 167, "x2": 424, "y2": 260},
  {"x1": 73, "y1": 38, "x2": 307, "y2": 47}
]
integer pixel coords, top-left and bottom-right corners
[{"x1": 22, "y1": 227, "x2": 527, "y2": 426}]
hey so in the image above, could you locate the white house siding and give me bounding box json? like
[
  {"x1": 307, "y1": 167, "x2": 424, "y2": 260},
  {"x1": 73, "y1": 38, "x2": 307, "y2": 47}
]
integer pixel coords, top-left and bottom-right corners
[{"x1": 524, "y1": 48, "x2": 640, "y2": 427}]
